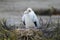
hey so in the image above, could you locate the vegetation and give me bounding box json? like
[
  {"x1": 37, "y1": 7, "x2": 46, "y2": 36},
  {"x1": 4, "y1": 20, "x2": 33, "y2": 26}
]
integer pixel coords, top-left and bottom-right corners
[
  {"x1": 0, "y1": 18, "x2": 59, "y2": 40},
  {"x1": 34, "y1": 7, "x2": 58, "y2": 15}
]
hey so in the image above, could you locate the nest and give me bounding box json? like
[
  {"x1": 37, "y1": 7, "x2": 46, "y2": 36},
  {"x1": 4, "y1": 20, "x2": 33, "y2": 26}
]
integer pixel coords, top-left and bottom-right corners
[{"x1": 13, "y1": 28, "x2": 43, "y2": 40}]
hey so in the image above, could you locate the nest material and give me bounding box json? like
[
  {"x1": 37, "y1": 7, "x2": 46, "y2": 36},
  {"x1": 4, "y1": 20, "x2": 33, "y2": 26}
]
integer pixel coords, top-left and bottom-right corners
[{"x1": 13, "y1": 29, "x2": 43, "y2": 40}]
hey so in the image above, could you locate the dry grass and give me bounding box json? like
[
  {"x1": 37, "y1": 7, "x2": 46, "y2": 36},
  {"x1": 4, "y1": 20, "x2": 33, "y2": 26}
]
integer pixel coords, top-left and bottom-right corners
[
  {"x1": 0, "y1": 17, "x2": 60, "y2": 40},
  {"x1": 13, "y1": 29, "x2": 43, "y2": 40}
]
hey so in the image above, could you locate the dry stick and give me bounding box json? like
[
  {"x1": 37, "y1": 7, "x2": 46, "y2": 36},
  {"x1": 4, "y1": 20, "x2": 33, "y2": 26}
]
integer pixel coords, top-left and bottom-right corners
[
  {"x1": 34, "y1": 36, "x2": 38, "y2": 40},
  {"x1": 27, "y1": 36, "x2": 28, "y2": 40},
  {"x1": 36, "y1": 35, "x2": 42, "y2": 40},
  {"x1": 24, "y1": 37, "x2": 25, "y2": 40},
  {"x1": 20, "y1": 38, "x2": 22, "y2": 40},
  {"x1": 30, "y1": 37, "x2": 35, "y2": 40}
]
